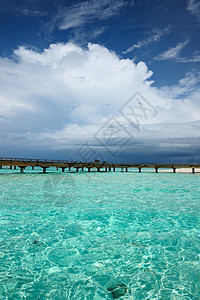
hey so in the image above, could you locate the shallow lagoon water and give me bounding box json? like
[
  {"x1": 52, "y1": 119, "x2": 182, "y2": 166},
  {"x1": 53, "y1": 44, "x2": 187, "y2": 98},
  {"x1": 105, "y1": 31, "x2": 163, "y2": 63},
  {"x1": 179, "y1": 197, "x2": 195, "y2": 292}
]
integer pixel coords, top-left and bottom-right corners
[{"x1": 0, "y1": 170, "x2": 200, "y2": 299}]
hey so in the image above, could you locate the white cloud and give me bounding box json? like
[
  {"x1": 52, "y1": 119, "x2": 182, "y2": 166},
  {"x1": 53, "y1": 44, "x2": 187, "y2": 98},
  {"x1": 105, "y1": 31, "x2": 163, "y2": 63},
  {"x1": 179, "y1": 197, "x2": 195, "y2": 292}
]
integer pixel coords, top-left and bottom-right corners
[
  {"x1": 0, "y1": 42, "x2": 152, "y2": 132},
  {"x1": 0, "y1": 42, "x2": 200, "y2": 160},
  {"x1": 161, "y1": 71, "x2": 200, "y2": 97},
  {"x1": 187, "y1": 0, "x2": 200, "y2": 22},
  {"x1": 155, "y1": 40, "x2": 200, "y2": 62},
  {"x1": 22, "y1": 9, "x2": 48, "y2": 17},
  {"x1": 91, "y1": 27, "x2": 106, "y2": 38},
  {"x1": 59, "y1": 0, "x2": 127, "y2": 30},
  {"x1": 155, "y1": 40, "x2": 189, "y2": 61},
  {"x1": 123, "y1": 27, "x2": 172, "y2": 54}
]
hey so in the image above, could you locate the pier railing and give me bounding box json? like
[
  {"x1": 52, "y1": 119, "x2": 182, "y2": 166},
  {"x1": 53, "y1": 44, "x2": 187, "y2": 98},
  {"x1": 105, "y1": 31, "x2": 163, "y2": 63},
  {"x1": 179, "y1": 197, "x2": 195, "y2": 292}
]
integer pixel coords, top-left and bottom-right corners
[{"x1": 0, "y1": 157, "x2": 69, "y2": 163}]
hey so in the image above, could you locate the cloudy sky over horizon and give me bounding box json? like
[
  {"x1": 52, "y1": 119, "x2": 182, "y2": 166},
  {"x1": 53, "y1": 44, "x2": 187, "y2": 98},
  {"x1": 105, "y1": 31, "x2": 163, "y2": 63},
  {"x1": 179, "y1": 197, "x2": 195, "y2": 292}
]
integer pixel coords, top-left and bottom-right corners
[{"x1": 0, "y1": 0, "x2": 200, "y2": 163}]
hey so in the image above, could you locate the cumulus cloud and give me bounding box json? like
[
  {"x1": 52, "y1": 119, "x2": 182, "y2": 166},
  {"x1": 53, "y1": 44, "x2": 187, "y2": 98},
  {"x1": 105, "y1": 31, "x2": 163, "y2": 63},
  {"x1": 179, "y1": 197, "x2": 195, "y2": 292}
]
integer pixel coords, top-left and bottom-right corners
[
  {"x1": 0, "y1": 42, "x2": 153, "y2": 132},
  {"x1": 0, "y1": 42, "x2": 200, "y2": 161}
]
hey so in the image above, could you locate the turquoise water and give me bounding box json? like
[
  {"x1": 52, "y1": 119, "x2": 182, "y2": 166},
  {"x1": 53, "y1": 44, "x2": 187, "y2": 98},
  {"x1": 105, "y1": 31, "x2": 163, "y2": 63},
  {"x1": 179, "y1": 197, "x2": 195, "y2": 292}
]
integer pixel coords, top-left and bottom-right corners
[{"x1": 0, "y1": 170, "x2": 200, "y2": 299}]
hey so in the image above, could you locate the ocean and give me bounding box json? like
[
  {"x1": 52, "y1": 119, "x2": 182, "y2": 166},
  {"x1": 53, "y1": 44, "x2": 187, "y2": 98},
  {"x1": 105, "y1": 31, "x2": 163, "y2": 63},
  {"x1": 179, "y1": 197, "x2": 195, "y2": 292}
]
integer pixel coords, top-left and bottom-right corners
[{"x1": 0, "y1": 169, "x2": 200, "y2": 299}]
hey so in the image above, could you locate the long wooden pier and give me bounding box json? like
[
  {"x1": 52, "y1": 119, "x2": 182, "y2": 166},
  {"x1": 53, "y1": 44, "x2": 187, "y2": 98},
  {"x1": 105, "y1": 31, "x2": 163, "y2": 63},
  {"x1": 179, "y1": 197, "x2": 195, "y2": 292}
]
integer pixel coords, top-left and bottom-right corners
[{"x1": 0, "y1": 157, "x2": 199, "y2": 174}]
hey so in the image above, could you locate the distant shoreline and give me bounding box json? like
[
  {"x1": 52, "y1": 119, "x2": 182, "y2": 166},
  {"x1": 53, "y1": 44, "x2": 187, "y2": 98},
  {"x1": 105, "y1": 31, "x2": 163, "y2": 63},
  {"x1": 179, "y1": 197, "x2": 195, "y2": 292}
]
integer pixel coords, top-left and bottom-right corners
[{"x1": 158, "y1": 168, "x2": 200, "y2": 174}]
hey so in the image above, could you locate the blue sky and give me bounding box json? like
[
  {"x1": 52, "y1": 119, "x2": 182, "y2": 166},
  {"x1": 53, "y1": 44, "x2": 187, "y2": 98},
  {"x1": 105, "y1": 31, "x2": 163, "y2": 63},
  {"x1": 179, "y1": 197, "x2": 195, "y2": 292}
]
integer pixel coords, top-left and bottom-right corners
[{"x1": 0, "y1": 0, "x2": 200, "y2": 163}]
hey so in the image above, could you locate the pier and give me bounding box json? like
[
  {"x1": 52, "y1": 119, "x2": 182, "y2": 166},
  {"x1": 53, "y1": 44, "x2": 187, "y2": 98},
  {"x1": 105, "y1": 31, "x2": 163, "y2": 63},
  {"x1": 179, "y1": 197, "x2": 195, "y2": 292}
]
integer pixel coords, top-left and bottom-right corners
[{"x1": 0, "y1": 157, "x2": 199, "y2": 174}]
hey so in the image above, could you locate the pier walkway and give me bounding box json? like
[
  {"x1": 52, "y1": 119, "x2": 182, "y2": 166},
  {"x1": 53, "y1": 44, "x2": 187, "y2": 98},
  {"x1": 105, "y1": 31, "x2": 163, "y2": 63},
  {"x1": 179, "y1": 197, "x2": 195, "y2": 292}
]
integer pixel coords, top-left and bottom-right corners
[{"x1": 0, "y1": 157, "x2": 199, "y2": 174}]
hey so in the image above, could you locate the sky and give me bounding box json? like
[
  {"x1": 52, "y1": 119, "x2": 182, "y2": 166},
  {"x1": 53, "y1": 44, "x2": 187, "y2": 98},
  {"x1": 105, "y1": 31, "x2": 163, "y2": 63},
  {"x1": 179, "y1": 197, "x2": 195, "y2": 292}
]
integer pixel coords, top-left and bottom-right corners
[{"x1": 0, "y1": 0, "x2": 200, "y2": 163}]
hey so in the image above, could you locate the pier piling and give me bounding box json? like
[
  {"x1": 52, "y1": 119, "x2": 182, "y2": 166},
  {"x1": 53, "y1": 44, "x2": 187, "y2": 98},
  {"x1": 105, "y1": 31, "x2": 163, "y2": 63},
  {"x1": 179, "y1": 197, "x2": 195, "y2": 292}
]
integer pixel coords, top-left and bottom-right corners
[{"x1": 20, "y1": 167, "x2": 25, "y2": 173}]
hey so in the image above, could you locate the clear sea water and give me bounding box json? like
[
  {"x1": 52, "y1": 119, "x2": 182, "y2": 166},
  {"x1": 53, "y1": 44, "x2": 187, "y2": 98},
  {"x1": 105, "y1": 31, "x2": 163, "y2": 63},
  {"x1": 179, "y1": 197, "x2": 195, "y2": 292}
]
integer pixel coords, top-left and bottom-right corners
[{"x1": 0, "y1": 168, "x2": 200, "y2": 299}]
